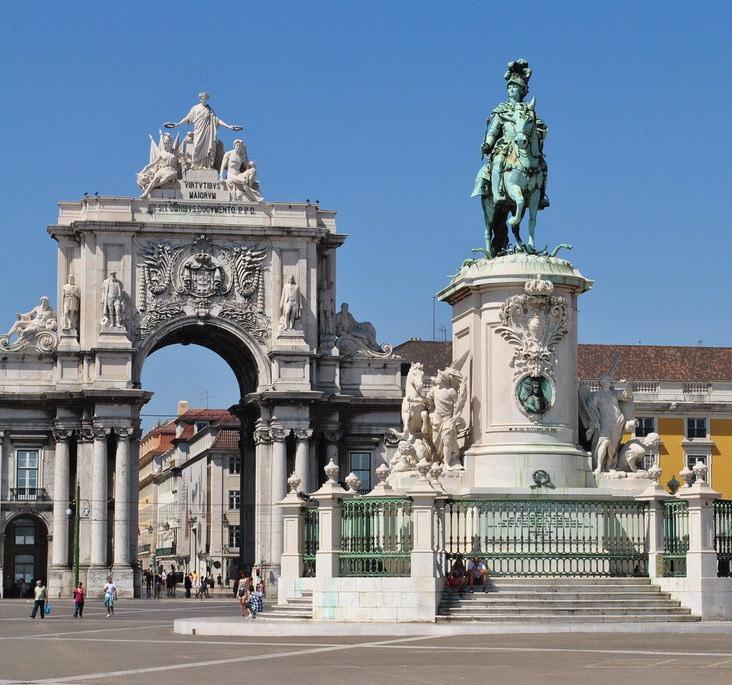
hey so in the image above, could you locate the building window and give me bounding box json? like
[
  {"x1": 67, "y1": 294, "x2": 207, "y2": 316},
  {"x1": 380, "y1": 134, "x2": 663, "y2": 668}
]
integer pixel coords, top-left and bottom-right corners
[
  {"x1": 16, "y1": 450, "x2": 39, "y2": 496},
  {"x1": 228, "y1": 456, "x2": 241, "y2": 475},
  {"x1": 686, "y1": 418, "x2": 707, "y2": 439},
  {"x1": 643, "y1": 451, "x2": 657, "y2": 471},
  {"x1": 228, "y1": 525, "x2": 241, "y2": 548},
  {"x1": 228, "y1": 490, "x2": 240, "y2": 510},
  {"x1": 14, "y1": 519, "x2": 36, "y2": 545},
  {"x1": 349, "y1": 452, "x2": 371, "y2": 494},
  {"x1": 635, "y1": 417, "x2": 655, "y2": 438},
  {"x1": 194, "y1": 421, "x2": 208, "y2": 434},
  {"x1": 14, "y1": 553, "x2": 35, "y2": 584},
  {"x1": 685, "y1": 454, "x2": 710, "y2": 485}
]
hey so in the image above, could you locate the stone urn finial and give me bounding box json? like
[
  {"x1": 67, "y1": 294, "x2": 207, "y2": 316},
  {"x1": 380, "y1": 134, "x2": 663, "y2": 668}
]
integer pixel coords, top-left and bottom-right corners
[
  {"x1": 692, "y1": 460, "x2": 708, "y2": 486},
  {"x1": 324, "y1": 458, "x2": 339, "y2": 484},
  {"x1": 679, "y1": 465, "x2": 694, "y2": 489},
  {"x1": 345, "y1": 472, "x2": 361, "y2": 494},
  {"x1": 287, "y1": 471, "x2": 301, "y2": 495},
  {"x1": 375, "y1": 462, "x2": 390, "y2": 484}
]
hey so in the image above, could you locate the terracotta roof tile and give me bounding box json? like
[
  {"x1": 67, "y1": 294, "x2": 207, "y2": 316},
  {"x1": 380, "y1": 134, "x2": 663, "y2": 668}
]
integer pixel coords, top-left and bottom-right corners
[
  {"x1": 394, "y1": 340, "x2": 732, "y2": 382},
  {"x1": 211, "y1": 429, "x2": 241, "y2": 452}
]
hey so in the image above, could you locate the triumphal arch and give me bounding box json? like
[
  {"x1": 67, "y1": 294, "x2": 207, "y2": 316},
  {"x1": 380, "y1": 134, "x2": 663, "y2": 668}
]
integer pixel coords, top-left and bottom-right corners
[{"x1": 0, "y1": 93, "x2": 401, "y2": 597}]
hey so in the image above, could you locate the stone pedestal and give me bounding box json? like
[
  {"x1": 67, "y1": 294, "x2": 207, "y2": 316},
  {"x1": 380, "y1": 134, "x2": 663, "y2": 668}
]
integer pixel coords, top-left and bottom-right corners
[{"x1": 437, "y1": 254, "x2": 593, "y2": 489}]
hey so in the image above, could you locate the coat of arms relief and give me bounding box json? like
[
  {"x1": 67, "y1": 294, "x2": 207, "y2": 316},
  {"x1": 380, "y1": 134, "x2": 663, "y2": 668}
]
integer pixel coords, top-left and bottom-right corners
[{"x1": 135, "y1": 235, "x2": 269, "y2": 344}]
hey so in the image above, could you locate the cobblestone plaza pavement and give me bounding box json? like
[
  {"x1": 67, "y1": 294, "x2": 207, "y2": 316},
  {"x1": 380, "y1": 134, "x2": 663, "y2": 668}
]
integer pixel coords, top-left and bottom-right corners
[{"x1": 0, "y1": 599, "x2": 731, "y2": 684}]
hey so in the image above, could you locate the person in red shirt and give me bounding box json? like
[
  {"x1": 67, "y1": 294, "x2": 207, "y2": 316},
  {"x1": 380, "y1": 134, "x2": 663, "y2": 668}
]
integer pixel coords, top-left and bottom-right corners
[{"x1": 73, "y1": 582, "x2": 85, "y2": 618}]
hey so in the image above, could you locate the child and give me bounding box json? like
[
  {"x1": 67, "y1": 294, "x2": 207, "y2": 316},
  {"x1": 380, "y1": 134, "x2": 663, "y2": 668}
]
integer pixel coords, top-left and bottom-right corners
[
  {"x1": 73, "y1": 582, "x2": 85, "y2": 618},
  {"x1": 247, "y1": 584, "x2": 263, "y2": 619}
]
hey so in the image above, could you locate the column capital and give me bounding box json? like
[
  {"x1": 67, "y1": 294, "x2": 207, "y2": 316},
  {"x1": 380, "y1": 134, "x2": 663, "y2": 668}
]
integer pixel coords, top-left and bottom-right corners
[
  {"x1": 115, "y1": 427, "x2": 134, "y2": 441},
  {"x1": 51, "y1": 426, "x2": 74, "y2": 442},
  {"x1": 270, "y1": 421, "x2": 289, "y2": 443},
  {"x1": 92, "y1": 423, "x2": 112, "y2": 441},
  {"x1": 294, "y1": 428, "x2": 314, "y2": 442},
  {"x1": 77, "y1": 426, "x2": 94, "y2": 443}
]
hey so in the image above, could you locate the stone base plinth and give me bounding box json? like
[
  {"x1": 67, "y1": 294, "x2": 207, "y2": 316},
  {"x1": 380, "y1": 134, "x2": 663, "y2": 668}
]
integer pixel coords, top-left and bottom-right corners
[
  {"x1": 86, "y1": 566, "x2": 134, "y2": 598},
  {"x1": 47, "y1": 566, "x2": 74, "y2": 599},
  {"x1": 437, "y1": 253, "x2": 593, "y2": 491}
]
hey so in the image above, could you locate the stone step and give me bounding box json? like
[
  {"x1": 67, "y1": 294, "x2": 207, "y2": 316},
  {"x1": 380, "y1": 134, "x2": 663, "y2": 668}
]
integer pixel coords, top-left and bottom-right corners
[
  {"x1": 479, "y1": 584, "x2": 660, "y2": 593},
  {"x1": 442, "y1": 591, "x2": 672, "y2": 601},
  {"x1": 439, "y1": 605, "x2": 690, "y2": 615},
  {"x1": 440, "y1": 599, "x2": 682, "y2": 610},
  {"x1": 436, "y1": 613, "x2": 700, "y2": 623},
  {"x1": 483, "y1": 577, "x2": 651, "y2": 585},
  {"x1": 260, "y1": 611, "x2": 312, "y2": 620}
]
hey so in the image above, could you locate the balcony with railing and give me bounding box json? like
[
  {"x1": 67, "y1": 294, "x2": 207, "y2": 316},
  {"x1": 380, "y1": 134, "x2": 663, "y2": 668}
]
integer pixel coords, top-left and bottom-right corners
[{"x1": 9, "y1": 487, "x2": 50, "y2": 501}]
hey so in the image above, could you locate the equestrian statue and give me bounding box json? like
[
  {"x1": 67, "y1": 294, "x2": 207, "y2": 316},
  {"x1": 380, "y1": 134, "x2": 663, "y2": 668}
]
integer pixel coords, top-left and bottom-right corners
[{"x1": 470, "y1": 59, "x2": 569, "y2": 260}]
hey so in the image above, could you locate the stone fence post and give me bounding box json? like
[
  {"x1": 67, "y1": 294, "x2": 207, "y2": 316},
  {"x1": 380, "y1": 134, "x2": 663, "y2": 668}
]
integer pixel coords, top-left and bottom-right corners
[
  {"x1": 637, "y1": 465, "x2": 669, "y2": 581},
  {"x1": 408, "y1": 462, "x2": 440, "y2": 578},
  {"x1": 278, "y1": 472, "x2": 307, "y2": 604},
  {"x1": 677, "y1": 463, "x2": 720, "y2": 580},
  {"x1": 311, "y1": 459, "x2": 350, "y2": 578}
]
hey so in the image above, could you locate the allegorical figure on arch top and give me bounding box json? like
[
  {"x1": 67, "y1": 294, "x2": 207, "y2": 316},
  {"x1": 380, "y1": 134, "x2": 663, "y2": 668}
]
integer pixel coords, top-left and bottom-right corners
[
  {"x1": 470, "y1": 60, "x2": 562, "y2": 260},
  {"x1": 164, "y1": 92, "x2": 243, "y2": 169},
  {"x1": 220, "y1": 139, "x2": 263, "y2": 202}
]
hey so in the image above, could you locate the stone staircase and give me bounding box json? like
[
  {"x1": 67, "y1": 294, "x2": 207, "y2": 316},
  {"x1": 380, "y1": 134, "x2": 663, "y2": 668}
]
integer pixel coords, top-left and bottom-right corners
[
  {"x1": 262, "y1": 591, "x2": 313, "y2": 621},
  {"x1": 437, "y1": 577, "x2": 699, "y2": 623}
]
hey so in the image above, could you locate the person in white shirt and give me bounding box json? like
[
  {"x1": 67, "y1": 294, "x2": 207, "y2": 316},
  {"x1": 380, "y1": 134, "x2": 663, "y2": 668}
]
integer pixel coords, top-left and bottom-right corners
[
  {"x1": 103, "y1": 575, "x2": 118, "y2": 618},
  {"x1": 466, "y1": 556, "x2": 490, "y2": 593}
]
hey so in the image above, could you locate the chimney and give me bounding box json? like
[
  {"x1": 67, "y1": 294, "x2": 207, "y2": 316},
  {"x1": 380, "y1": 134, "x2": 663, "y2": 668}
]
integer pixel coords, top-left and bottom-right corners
[{"x1": 177, "y1": 400, "x2": 190, "y2": 416}]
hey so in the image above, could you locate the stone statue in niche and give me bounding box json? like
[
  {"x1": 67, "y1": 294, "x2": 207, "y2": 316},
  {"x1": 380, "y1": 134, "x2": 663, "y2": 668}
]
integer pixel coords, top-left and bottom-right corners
[
  {"x1": 578, "y1": 359, "x2": 636, "y2": 475},
  {"x1": 101, "y1": 272, "x2": 125, "y2": 329},
  {"x1": 220, "y1": 140, "x2": 262, "y2": 202},
  {"x1": 62, "y1": 275, "x2": 81, "y2": 333},
  {"x1": 620, "y1": 432, "x2": 661, "y2": 473},
  {"x1": 164, "y1": 92, "x2": 242, "y2": 169},
  {"x1": 136, "y1": 132, "x2": 183, "y2": 198},
  {"x1": 279, "y1": 276, "x2": 302, "y2": 332},
  {"x1": 0, "y1": 296, "x2": 58, "y2": 352},
  {"x1": 517, "y1": 374, "x2": 553, "y2": 415},
  {"x1": 333, "y1": 303, "x2": 393, "y2": 358},
  {"x1": 318, "y1": 278, "x2": 335, "y2": 338}
]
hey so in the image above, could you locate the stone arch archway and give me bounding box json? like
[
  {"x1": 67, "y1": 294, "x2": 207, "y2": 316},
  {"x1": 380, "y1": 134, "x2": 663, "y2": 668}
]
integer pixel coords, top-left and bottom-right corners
[
  {"x1": 133, "y1": 315, "x2": 271, "y2": 397},
  {"x1": 3, "y1": 514, "x2": 49, "y2": 598},
  {"x1": 135, "y1": 316, "x2": 266, "y2": 575}
]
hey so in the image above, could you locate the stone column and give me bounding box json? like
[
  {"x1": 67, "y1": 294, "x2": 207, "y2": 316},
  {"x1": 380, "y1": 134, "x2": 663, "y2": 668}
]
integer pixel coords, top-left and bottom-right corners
[
  {"x1": 51, "y1": 427, "x2": 73, "y2": 568},
  {"x1": 294, "y1": 429, "x2": 313, "y2": 494},
  {"x1": 90, "y1": 424, "x2": 110, "y2": 567},
  {"x1": 113, "y1": 428, "x2": 133, "y2": 568},
  {"x1": 269, "y1": 421, "x2": 289, "y2": 565},
  {"x1": 311, "y1": 459, "x2": 350, "y2": 578},
  {"x1": 253, "y1": 420, "x2": 272, "y2": 566}
]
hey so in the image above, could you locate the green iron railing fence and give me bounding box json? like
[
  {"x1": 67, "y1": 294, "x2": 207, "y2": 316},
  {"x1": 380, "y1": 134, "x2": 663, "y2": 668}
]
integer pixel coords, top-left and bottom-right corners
[
  {"x1": 340, "y1": 497, "x2": 412, "y2": 576},
  {"x1": 714, "y1": 499, "x2": 732, "y2": 577},
  {"x1": 661, "y1": 499, "x2": 688, "y2": 577},
  {"x1": 303, "y1": 500, "x2": 319, "y2": 577},
  {"x1": 439, "y1": 498, "x2": 649, "y2": 577}
]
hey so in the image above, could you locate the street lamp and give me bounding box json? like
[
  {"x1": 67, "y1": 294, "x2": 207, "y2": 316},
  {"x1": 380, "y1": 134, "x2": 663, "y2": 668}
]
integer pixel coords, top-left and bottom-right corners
[{"x1": 188, "y1": 516, "x2": 197, "y2": 574}]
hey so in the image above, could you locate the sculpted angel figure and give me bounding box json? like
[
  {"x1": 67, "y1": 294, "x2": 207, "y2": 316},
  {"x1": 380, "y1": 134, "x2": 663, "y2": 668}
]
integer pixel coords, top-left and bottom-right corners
[
  {"x1": 427, "y1": 366, "x2": 468, "y2": 470},
  {"x1": 579, "y1": 360, "x2": 636, "y2": 475},
  {"x1": 164, "y1": 92, "x2": 242, "y2": 169},
  {"x1": 137, "y1": 132, "x2": 182, "y2": 198},
  {"x1": 220, "y1": 140, "x2": 262, "y2": 202}
]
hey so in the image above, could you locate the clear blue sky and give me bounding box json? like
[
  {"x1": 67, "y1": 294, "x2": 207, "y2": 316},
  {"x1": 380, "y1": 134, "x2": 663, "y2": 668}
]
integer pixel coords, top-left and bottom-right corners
[{"x1": 1, "y1": 1, "x2": 729, "y2": 428}]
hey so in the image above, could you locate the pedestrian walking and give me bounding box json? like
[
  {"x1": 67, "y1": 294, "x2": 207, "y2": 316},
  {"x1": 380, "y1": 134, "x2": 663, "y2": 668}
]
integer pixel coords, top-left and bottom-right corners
[
  {"x1": 30, "y1": 580, "x2": 47, "y2": 619},
  {"x1": 237, "y1": 580, "x2": 250, "y2": 618},
  {"x1": 73, "y1": 581, "x2": 85, "y2": 618},
  {"x1": 145, "y1": 569, "x2": 152, "y2": 599},
  {"x1": 103, "y1": 575, "x2": 118, "y2": 618},
  {"x1": 184, "y1": 573, "x2": 192, "y2": 598}
]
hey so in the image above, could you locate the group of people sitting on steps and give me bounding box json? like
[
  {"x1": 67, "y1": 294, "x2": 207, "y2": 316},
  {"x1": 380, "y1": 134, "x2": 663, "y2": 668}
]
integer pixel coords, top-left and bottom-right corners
[{"x1": 446, "y1": 554, "x2": 491, "y2": 593}]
